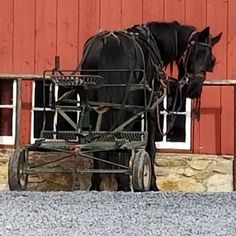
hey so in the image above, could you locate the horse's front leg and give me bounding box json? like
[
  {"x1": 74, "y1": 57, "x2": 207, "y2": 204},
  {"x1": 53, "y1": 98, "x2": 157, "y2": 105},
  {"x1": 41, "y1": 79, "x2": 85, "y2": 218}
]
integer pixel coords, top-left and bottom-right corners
[
  {"x1": 115, "y1": 152, "x2": 131, "y2": 191},
  {"x1": 89, "y1": 156, "x2": 102, "y2": 191},
  {"x1": 146, "y1": 110, "x2": 159, "y2": 191}
]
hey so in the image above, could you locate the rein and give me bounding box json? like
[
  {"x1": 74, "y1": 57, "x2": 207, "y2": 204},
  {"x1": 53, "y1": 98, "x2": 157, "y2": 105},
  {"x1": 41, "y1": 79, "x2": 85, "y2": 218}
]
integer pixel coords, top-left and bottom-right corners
[
  {"x1": 78, "y1": 27, "x2": 208, "y2": 138},
  {"x1": 133, "y1": 24, "x2": 191, "y2": 137},
  {"x1": 179, "y1": 31, "x2": 212, "y2": 79},
  {"x1": 155, "y1": 30, "x2": 212, "y2": 137},
  {"x1": 108, "y1": 31, "x2": 147, "y2": 131},
  {"x1": 175, "y1": 32, "x2": 212, "y2": 123},
  {"x1": 155, "y1": 77, "x2": 185, "y2": 137}
]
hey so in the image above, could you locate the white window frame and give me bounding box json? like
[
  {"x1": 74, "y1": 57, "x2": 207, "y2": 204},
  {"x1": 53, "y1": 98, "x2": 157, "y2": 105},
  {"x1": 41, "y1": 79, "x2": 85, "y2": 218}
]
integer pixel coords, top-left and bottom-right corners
[
  {"x1": 0, "y1": 80, "x2": 17, "y2": 145},
  {"x1": 155, "y1": 97, "x2": 191, "y2": 150},
  {"x1": 31, "y1": 81, "x2": 191, "y2": 149},
  {"x1": 31, "y1": 81, "x2": 80, "y2": 143},
  {"x1": 31, "y1": 81, "x2": 54, "y2": 144}
]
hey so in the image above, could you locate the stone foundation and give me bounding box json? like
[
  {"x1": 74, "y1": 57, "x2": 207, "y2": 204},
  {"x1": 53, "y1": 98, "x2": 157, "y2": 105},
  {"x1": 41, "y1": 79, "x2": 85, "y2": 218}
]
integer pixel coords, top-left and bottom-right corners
[
  {"x1": 0, "y1": 148, "x2": 11, "y2": 191},
  {"x1": 155, "y1": 153, "x2": 233, "y2": 192},
  {"x1": 0, "y1": 148, "x2": 233, "y2": 192}
]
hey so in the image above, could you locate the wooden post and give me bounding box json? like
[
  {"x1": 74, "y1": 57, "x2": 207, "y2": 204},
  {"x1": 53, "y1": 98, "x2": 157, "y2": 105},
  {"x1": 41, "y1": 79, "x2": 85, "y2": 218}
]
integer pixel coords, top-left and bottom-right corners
[
  {"x1": 15, "y1": 78, "x2": 22, "y2": 149},
  {"x1": 234, "y1": 85, "x2": 236, "y2": 190}
]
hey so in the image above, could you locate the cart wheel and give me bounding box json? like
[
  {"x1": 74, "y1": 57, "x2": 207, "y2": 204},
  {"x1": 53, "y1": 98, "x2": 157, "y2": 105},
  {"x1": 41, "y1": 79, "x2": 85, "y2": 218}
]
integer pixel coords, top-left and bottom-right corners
[
  {"x1": 8, "y1": 149, "x2": 28, "y2": 191},
  {"x1": 132, "y1": 150, "x2": 151, "y2": 192}
]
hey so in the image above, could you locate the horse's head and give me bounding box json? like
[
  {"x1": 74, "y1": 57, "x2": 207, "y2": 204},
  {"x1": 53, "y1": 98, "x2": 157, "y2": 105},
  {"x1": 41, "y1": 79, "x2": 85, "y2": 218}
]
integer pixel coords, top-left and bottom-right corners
[{"x1": 179, "y1": 27, "x2": 222, "y2": 99}]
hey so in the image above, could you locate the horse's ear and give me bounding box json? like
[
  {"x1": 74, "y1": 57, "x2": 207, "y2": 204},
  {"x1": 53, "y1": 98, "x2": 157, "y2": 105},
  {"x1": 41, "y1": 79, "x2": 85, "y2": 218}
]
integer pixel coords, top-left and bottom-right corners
[
  {"x1": 211, "y1": 32, "x2": 222, "y2": 46},
  {"x1": 198, "y1": 27, "x2": 210, "y2": 42}
]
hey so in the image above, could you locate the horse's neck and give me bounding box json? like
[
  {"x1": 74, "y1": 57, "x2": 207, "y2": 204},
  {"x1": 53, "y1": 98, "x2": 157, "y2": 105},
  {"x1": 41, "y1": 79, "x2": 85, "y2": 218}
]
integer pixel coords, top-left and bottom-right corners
[
  {"x1": 176, "y1": 25, "x2": 196, "y2": 58},
  {"x1": 151, "y1": 23, "x2": 195, "y2": 66}
]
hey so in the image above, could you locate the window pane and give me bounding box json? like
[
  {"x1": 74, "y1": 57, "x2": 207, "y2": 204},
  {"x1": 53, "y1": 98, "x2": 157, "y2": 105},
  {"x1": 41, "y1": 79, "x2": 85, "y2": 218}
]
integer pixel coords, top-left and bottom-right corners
[
  {"x1": 58, "y1": 86, "x2": 78, "y2": 104},
  {"x1": 0, "y1": 80, "x2": 13, "y2": 105},
  {"x1": 34, "y1": 81, "x2": 50, "y2": 107},
  {"x1": 0, "y1": 108, "x2": 12, "y2": 135},
  {"x1": 57, "y1": 112, "x2": 77, "y2": 131},
  {"x1": 167, "y1": 93, "x2": 186, "y2": 112},
  {"x1": 34, "y1": 111, "x2": 54, "y2": 138},
  {"x1": 166, "y1": 115, "x2": 186, "y2": 142}
]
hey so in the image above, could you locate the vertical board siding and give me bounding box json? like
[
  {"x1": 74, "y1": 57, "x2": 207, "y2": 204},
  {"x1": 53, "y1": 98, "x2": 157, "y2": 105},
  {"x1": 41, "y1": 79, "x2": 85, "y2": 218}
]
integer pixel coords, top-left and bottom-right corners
[
  {"x1": 198, "y1": 0, "x2": 227, "y2": 154},
  {"x1": 207, "y1": 0, "x2": 228, "y2": 79},
  {"x1": 143, "y1": 0, "x2": 164, "y2": 22},
  {"x1": 201, "y1": 0, "x2": 224, "y2": 154},
  {"x1": 222, "y1": 0, "x2": 236, "y2": 154},
  {"x1": 0, "y1": 0, "x2": 234, "y2": 154},
  {"x1": 228, "y1": 0, "x2": 236, "y2": 78},
  {"x1": 208, "y1": 0, "x2": 232, "y2": 155},
  {"x1": 0, "y1": 0, "x2": 14, "y2": 72},
  {"x1": 78, "y1": 0, "x2": 100, "y2": 62},
  {"x1": 35, "y1": 0, "x2": 57, "y2": 73},
  {"x1": 164, "y1": 0, "x2": 185, "y2": 22},
  {"x1": 57, "y1": 0, "x2": 79, "y2": 69},
  {"x1": 100, "y1": 0, "x2": 122, "y2": 29},
  {"x1": 185, "y1": 0, "x2": 207, "y2": 29},
  {"x1": 13, "y1": 0, "x2": 35, "y2": 145},
  {"x1": 13, "y1": 0, "x2": 35, "y2": 73},
  {"x1": 185, "y1": 0, "x2": 207, "y2": 153},
  {"x1": 121, "y1": 0, "x2": 143, "y2": 28},
  {"x1": 163, "y1": 0, "x2": 185, "y2": 78}
]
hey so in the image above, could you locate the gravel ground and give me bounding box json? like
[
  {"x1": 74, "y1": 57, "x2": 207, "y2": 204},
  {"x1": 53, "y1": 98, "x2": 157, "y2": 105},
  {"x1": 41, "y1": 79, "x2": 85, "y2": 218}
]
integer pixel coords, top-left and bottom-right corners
[{"x1": 0, "y1": 191, "x2": 235, "y2": 236}]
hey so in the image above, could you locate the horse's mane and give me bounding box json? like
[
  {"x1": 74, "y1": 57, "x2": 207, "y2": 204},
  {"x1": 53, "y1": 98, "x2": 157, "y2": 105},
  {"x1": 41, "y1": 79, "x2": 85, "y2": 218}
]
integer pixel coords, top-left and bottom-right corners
[{"x1": 145, "y1": 21, "x2": 197, "y2": 65}]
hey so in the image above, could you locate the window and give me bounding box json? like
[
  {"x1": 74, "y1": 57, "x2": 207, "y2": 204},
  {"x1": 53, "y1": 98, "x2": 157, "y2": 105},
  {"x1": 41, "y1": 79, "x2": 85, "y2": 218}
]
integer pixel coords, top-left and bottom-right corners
[
  {"x1": 155, "y1": 94, "x2": 191, "y2": 150},
  {"x1": 31, "y1": 81, "x2": 80, "y2": 143},
  {"x1": 32, "y1": 81, "x2": 191, "y2": 149},
  {"x1": 0, "y1": 80, "x2": 16, "y2": 145}
]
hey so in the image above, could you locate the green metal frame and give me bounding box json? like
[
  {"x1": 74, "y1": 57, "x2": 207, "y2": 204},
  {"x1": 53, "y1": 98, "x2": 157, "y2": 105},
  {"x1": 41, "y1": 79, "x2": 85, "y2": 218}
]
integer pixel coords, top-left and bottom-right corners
[{"x1": 23, "y1": 67, "x2": 153, "y2": 177}]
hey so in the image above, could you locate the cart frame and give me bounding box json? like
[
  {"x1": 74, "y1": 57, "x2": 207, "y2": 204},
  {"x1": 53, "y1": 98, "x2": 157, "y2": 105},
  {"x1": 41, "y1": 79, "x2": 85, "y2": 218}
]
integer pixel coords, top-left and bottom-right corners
[{"x1": 8, "y1": 58, "x2": 162, "y2": 191}]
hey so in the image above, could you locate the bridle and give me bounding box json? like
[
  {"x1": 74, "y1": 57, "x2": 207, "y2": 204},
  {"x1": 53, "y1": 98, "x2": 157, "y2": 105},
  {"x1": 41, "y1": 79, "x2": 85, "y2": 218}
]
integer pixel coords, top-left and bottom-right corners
[
  {"x1": 176, "y1": 32, "x2": 213, "y2": 121},
  {"x1": 178, "y1": 33, "x2": 213, "y2": 88}
]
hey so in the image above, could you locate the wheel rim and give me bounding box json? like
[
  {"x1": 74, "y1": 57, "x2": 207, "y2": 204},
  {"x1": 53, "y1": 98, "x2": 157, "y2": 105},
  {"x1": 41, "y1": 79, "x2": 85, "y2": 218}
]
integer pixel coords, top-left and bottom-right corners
[
  {"x1": 18, "y1": 153, "x2": 28, "y2": 188},
  {"x1": 132, "y1": 150, "x2": 151, "y2": 192},
  {"x1": 143, "y1": 159, "x2": 151, "y2": 190}
]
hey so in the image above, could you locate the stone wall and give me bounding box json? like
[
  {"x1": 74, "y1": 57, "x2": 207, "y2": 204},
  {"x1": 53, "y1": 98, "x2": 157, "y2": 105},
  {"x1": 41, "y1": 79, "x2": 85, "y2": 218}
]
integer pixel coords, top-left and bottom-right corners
[
  {"x1": 0, "y1": 148, "x2": 233, "y2": 192},
  {"x1": 0, "y1": 148, "x2": 11, "y2": 191},
  {"x1": 155, "y1": 153, "x2": 233, "y2": 192}
]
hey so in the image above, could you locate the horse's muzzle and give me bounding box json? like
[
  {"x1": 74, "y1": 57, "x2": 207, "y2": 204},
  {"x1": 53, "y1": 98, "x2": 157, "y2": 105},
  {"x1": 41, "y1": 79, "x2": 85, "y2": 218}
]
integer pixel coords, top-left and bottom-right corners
[{"x1": 185, "y1": 75, "x2": 205, "y2": 99}]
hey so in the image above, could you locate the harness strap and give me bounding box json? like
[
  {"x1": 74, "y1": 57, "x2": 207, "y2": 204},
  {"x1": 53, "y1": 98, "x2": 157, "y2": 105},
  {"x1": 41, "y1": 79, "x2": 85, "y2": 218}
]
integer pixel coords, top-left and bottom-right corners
[
  {"x1": 105, "y1": 31, "x2": 147, "y2": 131},
  {"x1": 155, "y1": 78, "x2": 184, "y2": 136},
  {"x1": 134, "y1": 24, "x2": 164, "y2": 68},
  {"x1": 77, "y1": 31, "x2": 108, "y2": 71},
  {"x1": 192, "y1": 97, "x2": 201, "y2": 121}
]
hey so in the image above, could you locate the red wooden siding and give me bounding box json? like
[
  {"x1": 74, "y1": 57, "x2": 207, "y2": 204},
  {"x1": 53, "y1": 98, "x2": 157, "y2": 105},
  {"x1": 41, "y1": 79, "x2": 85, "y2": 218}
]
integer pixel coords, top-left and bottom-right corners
[
  {"x1": 186, "y1": 0, "x2": 207, "y2": 153},
  {"x1": 100, "y1": 0, "x2": 122, "y2": 29},
  {"x1": 35, "y1": 0, "x2": 57, "y2": 73},
  {"x1": 164, "y1": 0, "x2": 185, "y2": 22},
  {"x1": 0, "y1": 0, "x2": 14, "y2": 72},
  {"x1": 121, "y1": 0, "x2": 143, "y2": 28},
  {"x1": 0, "y1": 0, "x2": 235, "y2": 154},
  {"x1": 78, "y1": 0, "x2": 100, "y2": 61},
  {"x1": 143, "y1": 0, "x2": 164, "y2": 22},
  {"x1": 57, "y1": 0, "x2": 79, "y2": 69},
  {"x1": 226, "y1": 0, "x2": 236, "y2": 154}
]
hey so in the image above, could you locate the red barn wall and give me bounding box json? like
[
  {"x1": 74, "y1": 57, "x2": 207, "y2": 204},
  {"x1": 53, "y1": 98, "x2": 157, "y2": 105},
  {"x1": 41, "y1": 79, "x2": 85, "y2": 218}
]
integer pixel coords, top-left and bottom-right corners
[{"x1": 0, "y1": 0, "x2": 235, "y2": 154}]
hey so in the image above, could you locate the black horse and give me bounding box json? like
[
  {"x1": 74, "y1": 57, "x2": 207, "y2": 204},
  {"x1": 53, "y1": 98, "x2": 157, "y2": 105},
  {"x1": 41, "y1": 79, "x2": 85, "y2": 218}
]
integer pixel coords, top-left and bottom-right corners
[{"x1": 77, "y1": 21, "x2": 221, "y2": 191}]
